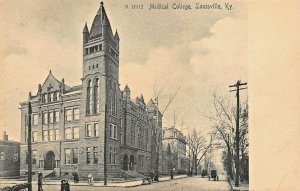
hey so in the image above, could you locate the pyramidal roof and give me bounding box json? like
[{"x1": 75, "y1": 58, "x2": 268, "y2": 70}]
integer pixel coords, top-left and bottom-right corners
[{"x1": 89, "y1": 2, "x2": 113, "y2": 39}]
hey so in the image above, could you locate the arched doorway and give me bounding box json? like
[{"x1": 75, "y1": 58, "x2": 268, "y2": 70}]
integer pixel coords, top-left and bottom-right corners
[
  {"x1": 123, "y1": 154, "x2": 128, "y2": 171},
  {"x1": 44, "y1": 151, "x2": 56, "y2": 170},
  {"x1": 129, "y1": 155, "x2": 134, "y2": 171}
]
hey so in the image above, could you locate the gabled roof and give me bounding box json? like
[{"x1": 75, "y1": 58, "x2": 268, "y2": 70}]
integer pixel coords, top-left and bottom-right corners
[{"x1": 41, "y1": 71, "x2": 70, "y2": 93}]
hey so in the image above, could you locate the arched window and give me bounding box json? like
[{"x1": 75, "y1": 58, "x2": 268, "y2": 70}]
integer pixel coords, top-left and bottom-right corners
[
  {"x1": 94, "y1": 78, "x2": 100, "y2": 114},
  {"x1": 87, "y1": 80, "x2": 93, "y2": 114},
  {"x1": 110, "y1": 84, "x2": 117, "y2": 116}
]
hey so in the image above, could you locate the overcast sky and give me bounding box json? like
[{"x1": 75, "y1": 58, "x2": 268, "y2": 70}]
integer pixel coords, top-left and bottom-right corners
[{"x1": 0, "y1": 0, "x2": 247, "y2": 141}]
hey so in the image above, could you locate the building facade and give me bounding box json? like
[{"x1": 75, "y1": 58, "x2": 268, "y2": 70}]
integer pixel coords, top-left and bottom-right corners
[
  {"x1": 162, "y1": 127, "x2": 188, "y2": 175},
  {"x1": 0, "y1": 132, "x2": 20, "y2": 177},
  {"x1": 19, "y1": 2, "x2": 162, "y2": 179}
]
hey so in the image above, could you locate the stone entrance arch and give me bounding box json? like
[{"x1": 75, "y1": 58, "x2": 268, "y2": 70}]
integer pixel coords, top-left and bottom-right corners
[{"x1": 44, "y1": 151, "x2": 56, "y2": 170}]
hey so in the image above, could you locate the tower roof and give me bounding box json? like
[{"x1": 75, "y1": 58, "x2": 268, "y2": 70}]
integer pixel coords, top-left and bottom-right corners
[{"x1": 89, "y1": 2, "x2": 113, "y2": 39}]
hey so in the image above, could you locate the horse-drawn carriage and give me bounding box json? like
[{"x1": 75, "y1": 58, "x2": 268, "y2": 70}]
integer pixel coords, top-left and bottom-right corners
[{"x1": 208, "y1": 170, "x2": 219, "y2": 181}]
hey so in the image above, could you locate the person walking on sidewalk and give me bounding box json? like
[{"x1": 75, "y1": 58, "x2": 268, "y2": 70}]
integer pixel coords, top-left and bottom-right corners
[
  {"x1": 38, "y1": 172, "x2": 43, "y2": 191},
  {"x1": 88, "y1": 172, "x2": 93, "y2": 185}
]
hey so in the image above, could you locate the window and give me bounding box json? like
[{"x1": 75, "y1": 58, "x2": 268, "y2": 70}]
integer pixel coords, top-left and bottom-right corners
[
  {"x1": 87, "y1": 80, "x2": 93, "y2": 114},
  {"x1": 32, "y1": 131, "x2": 37, "y2": 142},
  {"x1": 86, "y1": 124, "x2": 92, "y2": 137},
  {"x1": 145, "y1": 130, "x2": 149, "y2": 150},
  {"x1": 54, "y1": 91, "x2": 59, "y2": 101},
  {"x1": 42, "y1": 94, "x2": 47, "y2": 103},
  {"x1": 109, "y1": 147, "x2": 112, "y2": 164},
  {"x1": 0, "y1": 151, "x2": 4, "y2": 160},
  {"x1": 131, "y1": 123, "x2": 135, "y2": 146},
  {"x1": 49, "y1": 111, "x2": 54, "y2": 124},
  {"x1": 113, "y1": 148, "x2": 117, "y2": 164},
  {"x1": 55, "y1": 129, "x2": 59, "y2": 140},
  {"x1": 73, "y1": 108, "x2": 79, "y2": 120},
  {"x1": 32, "y1": 114, "x2": 38, "y2": 125},
  {"x1": 32, "y1": 150, "x2": 37, "y2": 164},
  {"x1": 94, "y1": 78, "x2": 100, "y2": 113},
  {"x1": 94, "y1": 123, "x2": 99, "y2": 137},
  {"x1": 54, "y1": 111, "x2": 59, "y2": 123},
  {"x1": 73, "y1": 148, "x2": 78, "y2": 164},
  {"x1": 65, "y1": 128, "x2": 72, "y2": 140},
  {"x1": 86, "y1": 147, "x2": 91, "y2": 164},
  {"x1": 49, "y1": 92, "x2": 53, "y2": 102},
  {"x1": 65, "y1": 109, "x2": 72, "y2": 122},
  {"x1": 65, "y1": 149, "x2": 71, "y2": 164},
  {"x1": 138, "y1": 127, "x2": 143, "y2": 149},
  {"x1": 73, "y1": 127, "x2": 79, "y2": 139},
  {"x1": 42, "y1": 130, "x2": 48, "y2": 141},
  {"x1": 93, "y1": 147, "x2": 98, "y2": 164},
  {"x1": 49, "y1": 130, "x2": 55, "y2": 141},
  {"x1": 43, "y1": 112, "x2": 48, "y2": 124},
  {"x1": 109, "y1": 124, "x2": 117, "y2": 139},
  {"x1": 110, "y1": 85, "x2": 117, "y2": 116},
  {"x1": 120, "y1": 118, "x2": 123, "y2": 145}
]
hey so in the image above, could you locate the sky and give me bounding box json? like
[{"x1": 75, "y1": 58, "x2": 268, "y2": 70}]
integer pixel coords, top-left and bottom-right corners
[{"x1": 0, "y1": 0, "x2": 247, "y2": 141}]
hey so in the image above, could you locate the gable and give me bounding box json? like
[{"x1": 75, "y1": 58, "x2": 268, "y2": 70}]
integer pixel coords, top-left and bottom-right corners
[{"x1": 41, "y1": 72, "x2": 62, "y2": 93}]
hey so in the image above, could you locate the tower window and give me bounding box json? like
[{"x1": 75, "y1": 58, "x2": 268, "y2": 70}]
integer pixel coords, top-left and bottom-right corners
[
  {"x1": 87, "y1": 80, "x2": 93, "y2": 114},
  {"x1": 94, "y1": 78, "x2": 100, "y2": 113},
  {"x1": 99, "y1": 44, "x2": 102, "y2": 51},
  {"x1": 89, "y1": 66, "x2": 91, "y2": 70}
]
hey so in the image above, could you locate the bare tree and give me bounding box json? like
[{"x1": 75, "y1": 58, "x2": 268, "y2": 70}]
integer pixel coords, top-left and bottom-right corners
[
  {"x1": 186, "y1": 129, "x2": 213, "y2": 175},
  {"x1": 198, "y1": 91, "x2": 248, "y2": 180},
  {"x1": 150, "y1": 84, "x2": 181, "y2": 180}
]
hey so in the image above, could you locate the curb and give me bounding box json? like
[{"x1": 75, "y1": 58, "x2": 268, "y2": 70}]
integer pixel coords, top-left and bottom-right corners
[{"x1": 0, "y1": 176, "x2": 188, "y2": 188}]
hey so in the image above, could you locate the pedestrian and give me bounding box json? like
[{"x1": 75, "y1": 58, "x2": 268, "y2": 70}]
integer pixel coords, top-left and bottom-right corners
[
  {"x1": 88, "y1": 172, "x2": 93, "y2": 185},
  {"x1": 72, "y1": 171, "x2": 79, "y2": 183},
  {"x1": 61, "y1": 179, "x2": 70, "y2": 191},
  {"x1": 38, "y1": 172, "x2": 43, "y2": 191}
]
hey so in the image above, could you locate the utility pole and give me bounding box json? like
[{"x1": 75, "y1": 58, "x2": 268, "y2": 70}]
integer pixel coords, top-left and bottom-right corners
[
  {"x1": 104, "y1": 104, "x2": 107, "y2": 185},
  {"x1": 27, "y1": 100, "x2": 32, "y2": 191},
  {"x1": 229, "y1": 80, "x2": 247, "y2": 187}
]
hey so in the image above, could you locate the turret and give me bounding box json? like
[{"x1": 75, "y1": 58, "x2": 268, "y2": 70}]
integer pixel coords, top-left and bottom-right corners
[
  {"x1": 123, "y1": 85, "x2": 130, "y2": 102},
  {"x1": 114, "y1": 30, "x2": 120, "y2": 50},
  {"x1": 83, "y1": 22, "x2": 89, "y2": 45}
]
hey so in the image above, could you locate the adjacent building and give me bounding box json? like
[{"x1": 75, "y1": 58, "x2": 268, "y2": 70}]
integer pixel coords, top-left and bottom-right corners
[
  {"x1": 162, "y1": 127, "x2": 189, "y2": 175},
  {"x1": 0, "y1": 132, "x2": 20, "y2": 177},
  {"x1": 19, "y1": 2, "x2": 162, "y2": 179}
]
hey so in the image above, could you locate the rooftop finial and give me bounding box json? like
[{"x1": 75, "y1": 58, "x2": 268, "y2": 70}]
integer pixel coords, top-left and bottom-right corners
[
  {"x1": 49, "y1": 70, "x2": 52, "y2": 74},
  {"x1": 100, "y1": 1, "x2": 103, "y2": 6}
]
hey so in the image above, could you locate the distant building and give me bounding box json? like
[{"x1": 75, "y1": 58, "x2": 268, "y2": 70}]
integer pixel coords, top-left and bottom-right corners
[
  {"x1": 0, "y1": 132, "x2": 20, "y2": 177},
  {"x1": 162, "y1": 127, "x2": 188, "y2": 175},
  {"x1": 19, "y1": 2, "x2": 162, "y2": 179}
]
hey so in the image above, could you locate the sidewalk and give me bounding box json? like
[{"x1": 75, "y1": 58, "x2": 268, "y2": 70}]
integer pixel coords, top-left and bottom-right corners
[
  {"x1": 0, "y1": 175, "x2": 188, "y2": 188},
  {"x1": 229, "y1": 179, "x2": 249, "y2": 191}
]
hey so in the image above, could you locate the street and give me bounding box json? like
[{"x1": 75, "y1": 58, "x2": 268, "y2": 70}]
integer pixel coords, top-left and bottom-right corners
[{"x1": 27, "y1": 176, "x2": 230, "y2": 191}]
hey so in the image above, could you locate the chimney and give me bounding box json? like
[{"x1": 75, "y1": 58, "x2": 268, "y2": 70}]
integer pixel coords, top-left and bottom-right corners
[{"x1": 2, "y1": 131, "x2": 8, "y2": 141}]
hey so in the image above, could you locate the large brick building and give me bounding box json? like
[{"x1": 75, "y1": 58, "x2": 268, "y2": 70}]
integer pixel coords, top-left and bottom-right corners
[{"x1": 19, "y1": 2, "x2": 162, "y2": 179}]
